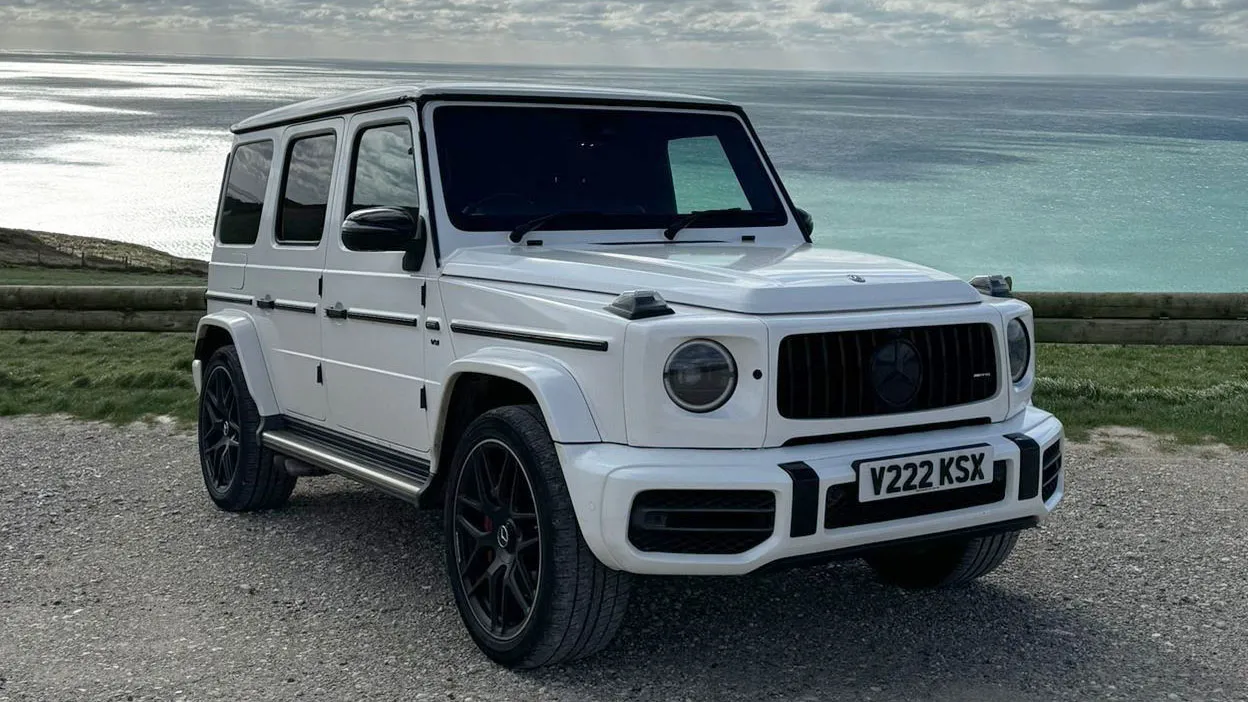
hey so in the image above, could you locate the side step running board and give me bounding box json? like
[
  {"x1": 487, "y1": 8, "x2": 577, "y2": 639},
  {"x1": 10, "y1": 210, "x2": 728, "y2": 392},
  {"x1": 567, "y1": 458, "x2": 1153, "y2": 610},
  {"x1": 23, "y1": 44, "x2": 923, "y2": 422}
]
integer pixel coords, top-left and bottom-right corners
[{"x1": 262, "y1": 429, "x2": 430, "y2": 504}]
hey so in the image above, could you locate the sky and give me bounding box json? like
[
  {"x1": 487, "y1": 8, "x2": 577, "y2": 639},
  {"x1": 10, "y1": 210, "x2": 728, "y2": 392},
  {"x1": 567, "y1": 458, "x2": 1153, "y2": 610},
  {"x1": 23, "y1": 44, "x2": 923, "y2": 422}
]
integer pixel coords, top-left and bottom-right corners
[{"x1": 2, "y1": 0, "x2": 1248, "y2": 76}]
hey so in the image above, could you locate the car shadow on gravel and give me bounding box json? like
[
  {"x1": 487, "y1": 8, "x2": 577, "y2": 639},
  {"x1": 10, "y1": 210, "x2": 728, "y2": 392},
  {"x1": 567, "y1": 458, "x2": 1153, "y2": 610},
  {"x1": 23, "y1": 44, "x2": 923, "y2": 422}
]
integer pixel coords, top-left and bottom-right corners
[
  {"x1": 258, "y1": 484, "x2": 1230, "y2": 700},
  {"x1": 550, "y1": 568, "x2": 1106, "y2": 700}
]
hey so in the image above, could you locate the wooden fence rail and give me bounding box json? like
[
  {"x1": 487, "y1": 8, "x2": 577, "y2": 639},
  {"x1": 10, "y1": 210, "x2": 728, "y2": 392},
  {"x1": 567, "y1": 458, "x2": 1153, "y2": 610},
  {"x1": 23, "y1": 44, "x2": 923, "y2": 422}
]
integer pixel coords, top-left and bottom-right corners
[
  {"x1": 1020, "y1": 292, "x2": 1248, "y2": 346},
  {"x1": 0, "y1": 286, "x2": 1245, "y2": 345},
  {"x1": 0, "y1": 286, "x2": 204, "y2": 333}
]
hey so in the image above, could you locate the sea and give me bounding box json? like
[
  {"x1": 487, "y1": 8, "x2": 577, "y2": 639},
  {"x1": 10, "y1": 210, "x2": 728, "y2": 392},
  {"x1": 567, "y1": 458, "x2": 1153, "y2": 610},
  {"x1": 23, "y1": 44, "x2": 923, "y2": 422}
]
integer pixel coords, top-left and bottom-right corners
[{"x1": 1, "y1": 51, "x2": 1245, "y2": 292}]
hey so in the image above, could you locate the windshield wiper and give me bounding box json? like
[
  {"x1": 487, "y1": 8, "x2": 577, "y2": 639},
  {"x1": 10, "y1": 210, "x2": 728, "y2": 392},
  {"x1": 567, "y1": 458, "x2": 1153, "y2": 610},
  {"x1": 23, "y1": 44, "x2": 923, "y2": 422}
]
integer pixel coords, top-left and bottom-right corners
[
  {"x1": 662, "y1": 208, "x2": 743, "y2": 241},
  {"x1": 509, "y1": 210, "x2": 599, "y2": 243}
]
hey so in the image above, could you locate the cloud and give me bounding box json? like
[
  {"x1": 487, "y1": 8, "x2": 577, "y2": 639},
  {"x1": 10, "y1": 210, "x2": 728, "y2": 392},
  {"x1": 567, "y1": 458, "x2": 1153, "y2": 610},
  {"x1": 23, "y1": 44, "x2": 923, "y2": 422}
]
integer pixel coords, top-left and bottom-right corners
[{"x1": 2, "y1": 0, "x2": 1248, "y2": 74}]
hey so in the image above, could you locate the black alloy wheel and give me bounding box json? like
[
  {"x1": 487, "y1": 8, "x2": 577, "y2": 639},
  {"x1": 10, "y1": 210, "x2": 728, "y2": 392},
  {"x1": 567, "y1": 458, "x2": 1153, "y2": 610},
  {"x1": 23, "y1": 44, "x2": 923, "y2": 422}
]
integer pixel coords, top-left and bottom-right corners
[
  {"x1": 200, "y1": 364, "x2": 242, "y2": 493},
  {"x1": 196, "y1": 345, "x2": 295, "y2": 512},
  {"x1": 443, "y1": 405, "x2": 630, "y2": 668},
  {"x1": 451, "y1": 438, "x2": 542, "y2": 641}
]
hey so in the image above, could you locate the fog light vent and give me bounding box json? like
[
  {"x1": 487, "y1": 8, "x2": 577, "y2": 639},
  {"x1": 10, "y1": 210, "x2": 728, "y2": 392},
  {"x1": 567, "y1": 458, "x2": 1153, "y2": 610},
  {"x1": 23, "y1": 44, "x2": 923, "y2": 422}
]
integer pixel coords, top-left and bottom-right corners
[{"x1": 628, "y1": 490, "x2": 775, "y2": 554}]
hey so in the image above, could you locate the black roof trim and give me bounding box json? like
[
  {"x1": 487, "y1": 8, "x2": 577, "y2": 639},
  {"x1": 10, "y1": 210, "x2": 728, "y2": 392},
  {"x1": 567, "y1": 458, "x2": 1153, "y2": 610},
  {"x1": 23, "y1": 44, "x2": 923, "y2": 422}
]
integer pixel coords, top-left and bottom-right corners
[
  {"x1": 414, "y1": 92, "x2": 748, "y2": 114},
  {"x1": 232, "y1": 92, "x2": 745, "y2": 135}
]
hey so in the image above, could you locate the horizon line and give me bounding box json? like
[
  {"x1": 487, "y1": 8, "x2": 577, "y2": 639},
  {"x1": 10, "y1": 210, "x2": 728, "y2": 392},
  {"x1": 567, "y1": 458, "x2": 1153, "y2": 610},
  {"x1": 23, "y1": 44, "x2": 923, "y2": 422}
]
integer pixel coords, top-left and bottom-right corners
[{"x1": 4, "y1": 48, "x2": 1247, "y2": 82}]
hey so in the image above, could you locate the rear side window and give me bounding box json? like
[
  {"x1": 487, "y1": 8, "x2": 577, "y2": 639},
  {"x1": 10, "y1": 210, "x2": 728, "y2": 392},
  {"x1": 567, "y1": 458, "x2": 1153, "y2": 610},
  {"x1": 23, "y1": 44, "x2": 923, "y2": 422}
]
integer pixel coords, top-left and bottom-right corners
[
  {"x1": 349, "y1": 123, "x2": 420, "y2": 214},
  {"x1": 278, "y1": 133, "x2": 337, "y2": 244},
  {"x1": 217, "y1": 140, "x2": 273, "y2": 245}
]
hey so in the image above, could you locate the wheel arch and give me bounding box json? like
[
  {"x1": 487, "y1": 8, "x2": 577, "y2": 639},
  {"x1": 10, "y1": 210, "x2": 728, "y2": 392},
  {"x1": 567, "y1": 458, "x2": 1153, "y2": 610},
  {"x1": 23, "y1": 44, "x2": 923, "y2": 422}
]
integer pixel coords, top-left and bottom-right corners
[
  {"x1": 194, "y1": 312, "x2": 280, "y2": 417},
  {"x1": 420, "y1": 350, "x2": 602, "y2": 508}
]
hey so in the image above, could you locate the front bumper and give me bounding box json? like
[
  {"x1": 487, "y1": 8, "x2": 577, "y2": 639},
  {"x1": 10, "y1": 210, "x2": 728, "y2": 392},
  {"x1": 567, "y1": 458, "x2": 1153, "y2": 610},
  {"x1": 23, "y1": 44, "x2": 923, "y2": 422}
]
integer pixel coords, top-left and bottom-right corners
[{"x1": 557, "y1": 405, "x2": 1063, "y2": 575}]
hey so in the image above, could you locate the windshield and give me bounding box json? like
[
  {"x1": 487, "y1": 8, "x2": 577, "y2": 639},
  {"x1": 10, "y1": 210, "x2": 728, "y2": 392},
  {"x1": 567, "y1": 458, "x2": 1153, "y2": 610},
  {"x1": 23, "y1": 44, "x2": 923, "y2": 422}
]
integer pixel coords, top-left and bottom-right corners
[{"x1": 432, "y1": 105, "x2": 787, "y2": 234}]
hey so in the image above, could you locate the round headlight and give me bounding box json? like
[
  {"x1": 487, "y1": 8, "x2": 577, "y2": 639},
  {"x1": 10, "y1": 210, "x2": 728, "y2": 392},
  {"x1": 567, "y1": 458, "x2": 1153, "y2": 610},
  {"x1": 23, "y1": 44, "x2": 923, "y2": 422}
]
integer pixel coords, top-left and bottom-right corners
[
  {"x1": 663, "y1": 339, "x2": 737, "y2": 413},
  {"x1": 1007, "y1": 318, "x2": 1031, "y2": 383}
]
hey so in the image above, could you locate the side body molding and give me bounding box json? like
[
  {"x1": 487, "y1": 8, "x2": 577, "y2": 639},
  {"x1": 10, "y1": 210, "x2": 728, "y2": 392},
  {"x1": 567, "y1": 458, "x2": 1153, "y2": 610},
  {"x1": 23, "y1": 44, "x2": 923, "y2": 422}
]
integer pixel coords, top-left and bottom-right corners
[
  {"x1": 195, "y1": 310, "x2": 280, "y2": 417},
  {"x1": 438, "y1": 348, "x2": 602, "y2": 446}
]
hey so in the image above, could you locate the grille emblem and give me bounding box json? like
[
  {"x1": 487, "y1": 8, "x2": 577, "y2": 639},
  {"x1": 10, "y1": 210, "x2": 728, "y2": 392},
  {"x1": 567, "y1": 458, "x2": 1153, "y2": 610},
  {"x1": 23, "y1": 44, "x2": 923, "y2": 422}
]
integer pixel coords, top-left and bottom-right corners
[
  {"x1": 847, "y1": 274, "x2": 866, "y2": 283},
  {"x1": 869, "y1": 338, "x2": 923, "y2": 407}
]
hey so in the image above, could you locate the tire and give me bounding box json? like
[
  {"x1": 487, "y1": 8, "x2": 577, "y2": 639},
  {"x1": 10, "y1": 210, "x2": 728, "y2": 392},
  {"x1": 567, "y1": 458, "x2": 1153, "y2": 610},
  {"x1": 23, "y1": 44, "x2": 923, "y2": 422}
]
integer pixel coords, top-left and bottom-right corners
[
  {"x1": 864, "y1": 530, "x2": 1020, "y2": 589},
  {"x1": 443, "y1": 404, "x2": 630, "y2": 668},
  {"x1": 197, "y1": 345, "x2": 296, "y2": 512}
]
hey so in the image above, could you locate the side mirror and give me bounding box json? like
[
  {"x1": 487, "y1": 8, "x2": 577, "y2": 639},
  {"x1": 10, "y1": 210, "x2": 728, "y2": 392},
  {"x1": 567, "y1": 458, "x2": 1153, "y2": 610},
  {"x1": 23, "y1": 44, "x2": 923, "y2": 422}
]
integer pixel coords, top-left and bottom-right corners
[
  {"x1": 342, "y1": 207, "x2": 417, "y2": 252},
  {"x1": 794, "y1": 207, "x2": 814, "y2": 239}
]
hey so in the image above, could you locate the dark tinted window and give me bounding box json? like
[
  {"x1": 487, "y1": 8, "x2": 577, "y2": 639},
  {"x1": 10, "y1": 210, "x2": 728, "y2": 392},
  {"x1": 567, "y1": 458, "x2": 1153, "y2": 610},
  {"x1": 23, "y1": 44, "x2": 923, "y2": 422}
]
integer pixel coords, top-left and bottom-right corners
[
  {"x1": 278, "y1": 133, "x2": 336, "y2": 244},
  {"x1": 217, "y1": 140, "x2": 273, "y2": 245},
  {"x1": 350, "y1": 123, "x2": 420, "y2": 215},
  {"x1": 433, "y1": 106, "x2": 784, "y2": 233}
]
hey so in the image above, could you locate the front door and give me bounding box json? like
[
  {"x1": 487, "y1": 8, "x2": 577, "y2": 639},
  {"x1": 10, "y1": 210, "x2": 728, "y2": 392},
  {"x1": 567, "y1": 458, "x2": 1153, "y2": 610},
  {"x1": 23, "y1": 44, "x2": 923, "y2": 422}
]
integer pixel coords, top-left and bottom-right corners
[{"x1": 320, "y1": 107, "x2": 431, "y2": 454}]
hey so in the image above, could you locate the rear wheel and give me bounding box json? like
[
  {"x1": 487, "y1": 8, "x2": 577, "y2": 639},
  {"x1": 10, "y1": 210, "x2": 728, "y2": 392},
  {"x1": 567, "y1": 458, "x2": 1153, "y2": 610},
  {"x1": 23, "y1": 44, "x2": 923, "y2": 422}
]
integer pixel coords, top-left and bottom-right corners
[
  {"x1": 864, "y1": 530, "x2": 1020, "y2": 589},
  {"x1": 198, "y1": 345, "x2": 295, "y2": 511},
  {"x1": 444, "y1": 405, "x2": 630, "y2": 668}
]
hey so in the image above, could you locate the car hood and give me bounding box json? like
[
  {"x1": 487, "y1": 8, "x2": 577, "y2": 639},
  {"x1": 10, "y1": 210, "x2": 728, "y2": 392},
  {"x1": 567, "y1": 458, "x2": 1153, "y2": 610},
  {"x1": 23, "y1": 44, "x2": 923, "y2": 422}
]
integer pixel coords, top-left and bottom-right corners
[{"x1": 440, "y1": 242, "x2": 981, "y2": 315}]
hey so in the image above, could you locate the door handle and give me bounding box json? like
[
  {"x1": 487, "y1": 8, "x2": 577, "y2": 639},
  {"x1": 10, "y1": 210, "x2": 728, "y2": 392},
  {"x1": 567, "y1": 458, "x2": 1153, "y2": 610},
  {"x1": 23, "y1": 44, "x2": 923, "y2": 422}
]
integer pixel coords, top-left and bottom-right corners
[{"x1": 325, "y1": 303, "x2": 348, "y2": 320}]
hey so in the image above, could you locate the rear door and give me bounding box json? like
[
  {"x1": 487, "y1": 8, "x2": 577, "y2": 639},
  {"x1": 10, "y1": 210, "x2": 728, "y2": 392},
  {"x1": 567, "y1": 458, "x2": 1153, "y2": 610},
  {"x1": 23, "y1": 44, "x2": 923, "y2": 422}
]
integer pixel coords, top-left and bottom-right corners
[
  {"x1": 251, "y1": 119, "x2": 343, "y2": 422},
  {"x1": 320, "y1": 107, "x2": 432, "y2": 453}
]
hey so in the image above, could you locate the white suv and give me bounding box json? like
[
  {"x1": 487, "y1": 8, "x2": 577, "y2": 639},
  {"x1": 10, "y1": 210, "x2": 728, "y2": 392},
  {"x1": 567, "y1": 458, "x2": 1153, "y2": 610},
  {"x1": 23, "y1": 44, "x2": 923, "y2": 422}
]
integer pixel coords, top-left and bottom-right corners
[{"x1": 193, "y1": 84, "x2": 1064, "y2": 668}]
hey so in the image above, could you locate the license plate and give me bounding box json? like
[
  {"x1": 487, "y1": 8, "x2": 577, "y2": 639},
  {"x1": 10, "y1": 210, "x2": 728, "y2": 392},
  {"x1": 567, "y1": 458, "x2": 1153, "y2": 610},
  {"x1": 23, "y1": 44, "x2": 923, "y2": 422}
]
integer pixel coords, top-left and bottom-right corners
[{"x1": 855, "y1": 444, "x2": 994, "y2": 503}]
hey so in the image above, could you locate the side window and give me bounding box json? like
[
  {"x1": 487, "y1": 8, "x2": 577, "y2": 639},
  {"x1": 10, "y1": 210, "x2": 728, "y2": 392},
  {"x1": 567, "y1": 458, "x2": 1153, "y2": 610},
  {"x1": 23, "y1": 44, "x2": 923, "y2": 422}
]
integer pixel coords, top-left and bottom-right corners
[
  {"x1": 278, "y1": 132, "x2": 337, "y2": 244},
  {"x1": 217, "y1": 140, "x2": 273, "y2": 245},
  {"x1": 667, "y1": 136, "x2": 751, "y2": 213},
  {"x1": 349, "y1": 123, "x2": 420, "y2": 215}
]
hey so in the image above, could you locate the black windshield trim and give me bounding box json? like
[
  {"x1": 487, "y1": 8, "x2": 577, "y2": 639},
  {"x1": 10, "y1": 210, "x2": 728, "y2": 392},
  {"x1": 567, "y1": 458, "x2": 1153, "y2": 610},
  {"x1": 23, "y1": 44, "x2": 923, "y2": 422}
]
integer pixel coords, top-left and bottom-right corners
[
  {"x1": 416, "y1": 94, "x2": 801, "y2": 241},
  {"x1": 429, "y1": 101, "x2": 791, "y2": 236}
]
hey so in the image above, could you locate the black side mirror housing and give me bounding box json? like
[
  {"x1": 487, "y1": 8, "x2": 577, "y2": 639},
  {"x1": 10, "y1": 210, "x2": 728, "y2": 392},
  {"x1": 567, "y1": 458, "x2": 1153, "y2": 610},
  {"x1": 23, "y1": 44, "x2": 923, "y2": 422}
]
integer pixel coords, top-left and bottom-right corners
[
  {"x1": 342, "y1": 207, "x2": 418, "y2": 251},
  {"x1": 341, "y1": 207, "x2": 427, "y2": 271},
  {"x1": 794, "y1": 207, "x2": 814, "y2": 239}
]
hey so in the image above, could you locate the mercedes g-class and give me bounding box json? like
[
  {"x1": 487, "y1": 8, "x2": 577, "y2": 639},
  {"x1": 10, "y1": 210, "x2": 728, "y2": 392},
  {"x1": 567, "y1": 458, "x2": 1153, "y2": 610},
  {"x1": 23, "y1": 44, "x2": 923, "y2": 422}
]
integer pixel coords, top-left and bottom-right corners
[{"x1": 193, "y1": 84, "x2": 1064, "y2": 668}]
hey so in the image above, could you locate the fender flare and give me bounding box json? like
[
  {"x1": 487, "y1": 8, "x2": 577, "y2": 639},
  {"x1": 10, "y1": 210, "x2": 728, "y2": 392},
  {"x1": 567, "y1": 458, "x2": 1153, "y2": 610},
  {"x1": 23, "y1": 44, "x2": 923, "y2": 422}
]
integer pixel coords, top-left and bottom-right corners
[
  {"x1": 194, "y1": 311, "x2": 280, "y2": 417},
  {"x1": 438, "y1": 348, "x2": 602, "y2": 445}
]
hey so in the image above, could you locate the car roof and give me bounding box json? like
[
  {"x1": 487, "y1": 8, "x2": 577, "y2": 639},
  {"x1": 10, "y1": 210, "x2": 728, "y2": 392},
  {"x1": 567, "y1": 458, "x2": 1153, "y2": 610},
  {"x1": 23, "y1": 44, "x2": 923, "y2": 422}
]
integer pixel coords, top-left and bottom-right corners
[{"x1": 230, "y1": 83, "x2": 734, "y2": 134}]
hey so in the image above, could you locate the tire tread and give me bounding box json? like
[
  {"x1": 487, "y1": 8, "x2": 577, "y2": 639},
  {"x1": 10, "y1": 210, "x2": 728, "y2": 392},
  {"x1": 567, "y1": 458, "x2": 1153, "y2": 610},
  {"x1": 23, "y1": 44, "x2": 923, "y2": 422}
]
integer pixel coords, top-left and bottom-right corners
[{"x1": 504, "y1": 404, "x2": 629, "y2": 668}]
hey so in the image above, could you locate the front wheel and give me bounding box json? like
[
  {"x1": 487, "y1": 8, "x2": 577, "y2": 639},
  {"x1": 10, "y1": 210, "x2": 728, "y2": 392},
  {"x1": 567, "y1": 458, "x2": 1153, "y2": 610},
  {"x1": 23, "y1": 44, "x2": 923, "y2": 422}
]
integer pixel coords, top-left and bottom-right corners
[
  {"x1": 444, "y1": 405, "x2": 630, "y2": 668},
  {"x1": 864, "y1": 530, "x2": 1020, "y2": 589}
]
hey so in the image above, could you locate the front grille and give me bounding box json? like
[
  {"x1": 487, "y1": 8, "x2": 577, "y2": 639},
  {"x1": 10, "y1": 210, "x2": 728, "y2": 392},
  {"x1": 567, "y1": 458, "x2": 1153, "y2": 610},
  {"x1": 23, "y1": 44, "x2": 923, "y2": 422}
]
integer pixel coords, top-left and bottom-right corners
[
  {"x1": 777, "y1": 323, "x2": 998, "y2": 420},
  {"x1": 628, "y1": 490, "x2": 775, "y2": 554},
  {"x1": 1042, "y1": 441, "x2": 1062, "y2": 501},
  {"x1": 824, "y1": 460, "x2": 1007, "y2": 529}
]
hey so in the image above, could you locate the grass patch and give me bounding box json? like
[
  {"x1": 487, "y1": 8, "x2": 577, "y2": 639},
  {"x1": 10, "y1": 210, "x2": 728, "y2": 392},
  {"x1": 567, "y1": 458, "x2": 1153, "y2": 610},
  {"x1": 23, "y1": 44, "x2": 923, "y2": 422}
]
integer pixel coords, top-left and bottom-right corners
[
  {"x1": 1034, "y1": 344, "x2": 1248, "y2": 447},
  {"x1": 0, "y1": 330, "x2": 196, "y2": 425},
  {"x1": 0, "y1": 332, "x2": 1244, "y2": 447},
  {"x1": 0, "y1": 265, "x2": 206, "y2": 286}
]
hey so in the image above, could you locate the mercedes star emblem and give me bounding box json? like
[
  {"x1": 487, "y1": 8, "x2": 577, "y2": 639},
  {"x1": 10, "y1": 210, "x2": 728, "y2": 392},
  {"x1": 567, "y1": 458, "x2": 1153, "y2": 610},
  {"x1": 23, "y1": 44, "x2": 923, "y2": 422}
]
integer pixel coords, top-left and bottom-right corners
[{"x1": 869, "y1": 338, "x2": 923, "y2": 407}]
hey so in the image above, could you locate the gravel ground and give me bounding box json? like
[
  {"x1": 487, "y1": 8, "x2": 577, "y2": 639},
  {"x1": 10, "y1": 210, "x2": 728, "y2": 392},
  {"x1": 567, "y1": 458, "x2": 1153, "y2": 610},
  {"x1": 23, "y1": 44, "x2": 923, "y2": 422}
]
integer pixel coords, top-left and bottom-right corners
[{"x1": 0, "y1": 416, "x2": 1245, "y2": 702}]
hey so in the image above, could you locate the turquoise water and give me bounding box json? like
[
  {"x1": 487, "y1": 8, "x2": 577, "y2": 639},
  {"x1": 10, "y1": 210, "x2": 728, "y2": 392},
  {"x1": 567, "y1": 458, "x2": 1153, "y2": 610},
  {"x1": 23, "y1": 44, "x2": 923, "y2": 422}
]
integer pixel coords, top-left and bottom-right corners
[
  {"x1": 0, "y1": 52, "x2": 1244, "y2": 291},
  {"x1": 788, "y1": 136, "x2": 1248, "y2": 291}
]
